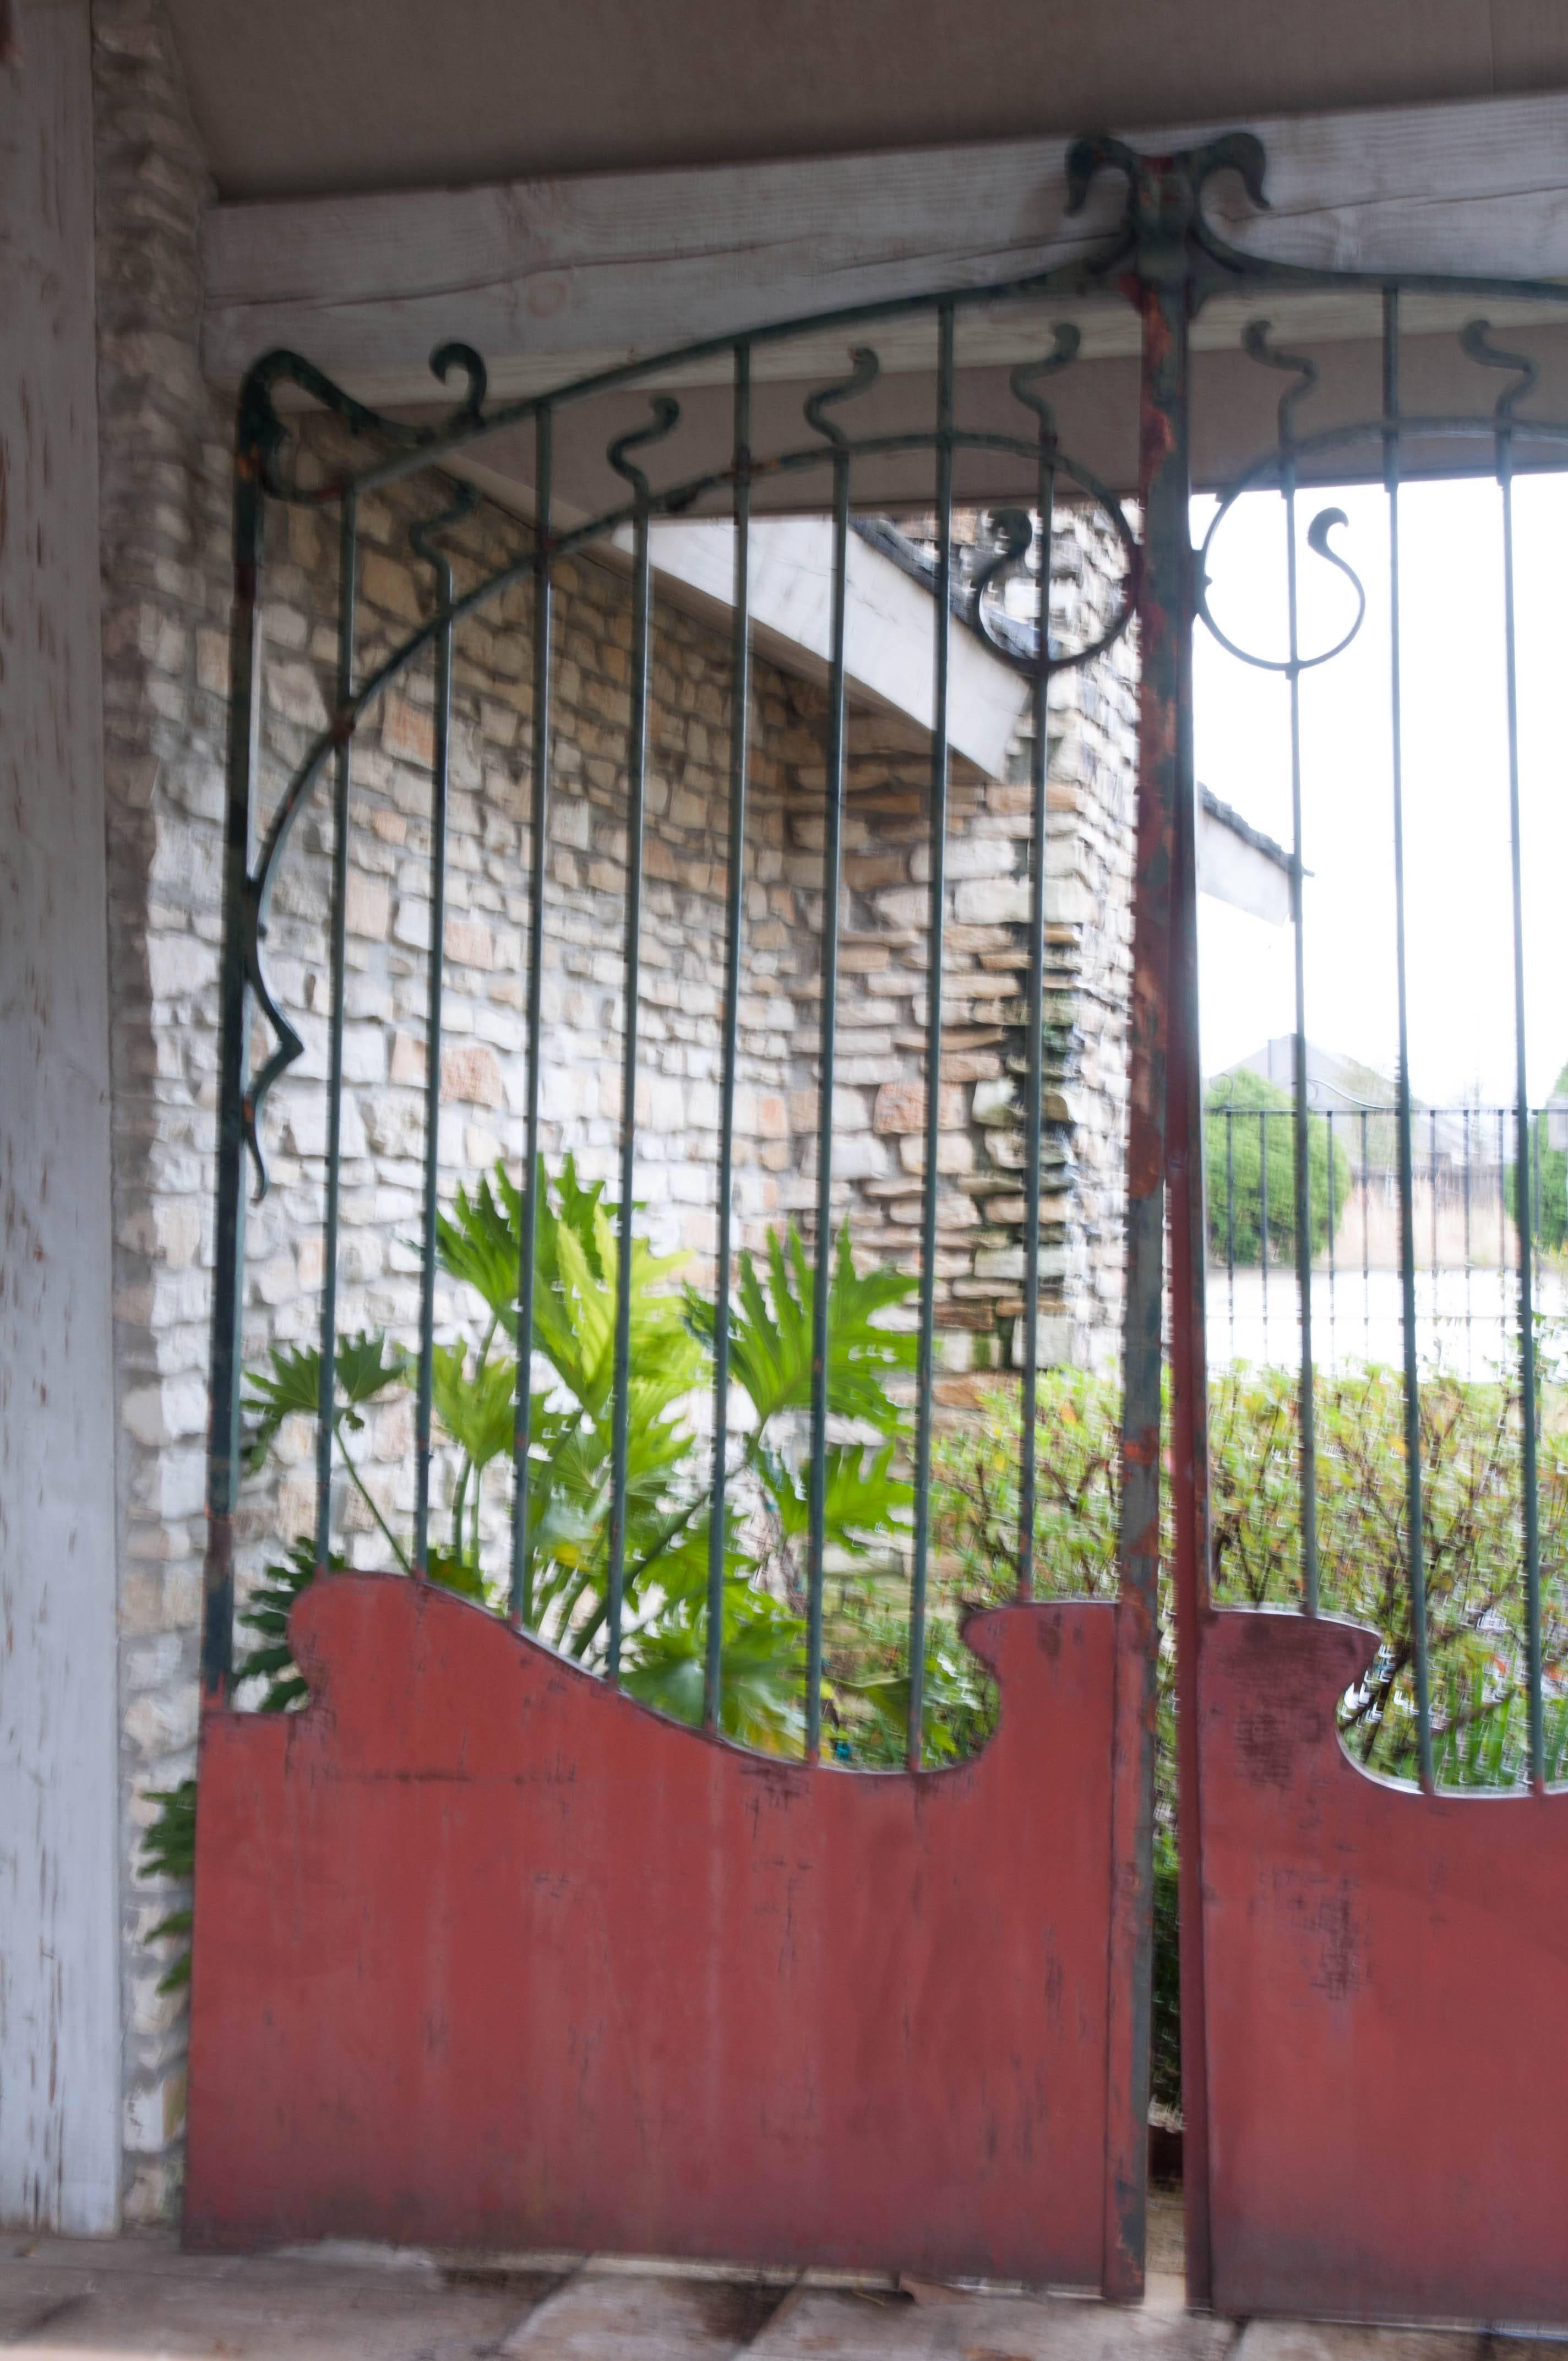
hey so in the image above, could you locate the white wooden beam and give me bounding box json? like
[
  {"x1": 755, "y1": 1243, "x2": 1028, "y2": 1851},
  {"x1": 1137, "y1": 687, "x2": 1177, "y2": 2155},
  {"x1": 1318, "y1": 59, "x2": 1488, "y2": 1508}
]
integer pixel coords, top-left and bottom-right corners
[
  {"x1": 203, "y1": 91, "x2": 1568, "y2": 401},
  {"x1": 1198, "y1": 791, "x2": 1292, "y2": 927},
  {"x1": 0, "y1": 0, "x2": 123, "y2": 2237},
  {"x1": 634, "y1": 519, "x2": 1030, "y2": 777}
]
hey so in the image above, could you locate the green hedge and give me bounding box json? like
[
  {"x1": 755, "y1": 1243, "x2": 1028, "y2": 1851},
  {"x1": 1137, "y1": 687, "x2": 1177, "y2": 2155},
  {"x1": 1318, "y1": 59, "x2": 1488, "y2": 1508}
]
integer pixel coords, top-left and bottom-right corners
[{"x1": 930, "y1": 1357, "x2": 1568, "y2": 2106}]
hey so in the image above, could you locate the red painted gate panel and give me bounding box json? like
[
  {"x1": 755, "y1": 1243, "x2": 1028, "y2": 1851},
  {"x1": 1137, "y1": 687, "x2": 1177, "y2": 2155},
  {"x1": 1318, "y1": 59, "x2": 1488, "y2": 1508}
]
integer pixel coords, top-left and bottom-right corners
[
  {"x1": 186, "y1": 1575, "x2": 1119, "y2": 2282},
  {"x1": 1197, "y1": 1610, "x2": 1568, "y2": 2326}
]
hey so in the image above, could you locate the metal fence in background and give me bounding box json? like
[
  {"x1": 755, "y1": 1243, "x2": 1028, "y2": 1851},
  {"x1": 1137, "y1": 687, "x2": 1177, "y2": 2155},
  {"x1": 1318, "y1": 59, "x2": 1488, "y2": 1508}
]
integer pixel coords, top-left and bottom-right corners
[{"x1": 1205, "y1": 1100, "x2": 1564, "y2": 1377}]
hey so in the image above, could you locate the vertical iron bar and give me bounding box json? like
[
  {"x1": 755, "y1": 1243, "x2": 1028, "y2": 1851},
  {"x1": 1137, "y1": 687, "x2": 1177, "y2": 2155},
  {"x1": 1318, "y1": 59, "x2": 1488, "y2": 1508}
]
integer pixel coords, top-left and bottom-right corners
[
  {"x1": 1499, "y1": 432, "x2": 1544, "y2": 1787},
  {"x1": 1384, "y1": 293, "x2": 1433, "y2": 1787},
  {"x1": 1430, "y1": 1108, "x2": 1440, "y2": 1352},
  {"x1": 907, "y1": 304, "x2": 955, "y2": 1760},
  {"x1": 1017, "y1": 367, "x2": 1059, "y2": 1610},
  {"x1": 1500, "y1": 1107, "x2": 1508, "y2": 1363},
  {"x1": 1363, "y1": 1107, "x2": 1372, "y2": 1361},
  {"x1": 705, "y1": 352, "x2": 752, "y2": 1731},
  {"x1": 200, "y1": 420, "x2": 266, "y2": 1702},
  {"x1": 1463, "y1": 1106, "x2": 1473, "y2": 1381},
  {"x1": 1259, "y1": 1109, "x2": 1270, "y2": 1358},
  {"x1": 1227, "y1": 1106, "x2": 1235, "y2": 1358},
  {"x1": 314, "y1": 493, "x2": 357, "y2": 1573},
  {"x1": 1283, "y1": 445, "x2": 1319, "y2": 1610},
  {"x1": 805, "y1": 431, "x2": 853, "y2": 1763},
  {"x1": 606, "y1": 466, "x2": 654, "y2": 1681},
  {"x1": 414, "y1": 534, "x2": 454, "y2": 1576},
  {"x1": 1327, "y1": 1110, "x2": 1338, "y2": 1374},
  {"x1": 511, "y1": 413, "x2": 553, "y2": 1625}
]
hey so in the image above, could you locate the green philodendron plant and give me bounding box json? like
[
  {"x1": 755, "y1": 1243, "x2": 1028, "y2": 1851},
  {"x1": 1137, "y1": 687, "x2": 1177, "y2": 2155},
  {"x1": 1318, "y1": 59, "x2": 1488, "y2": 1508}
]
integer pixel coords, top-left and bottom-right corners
[{"x1": 141, "y1": 1163, "x2": 937, "y2": 1986}]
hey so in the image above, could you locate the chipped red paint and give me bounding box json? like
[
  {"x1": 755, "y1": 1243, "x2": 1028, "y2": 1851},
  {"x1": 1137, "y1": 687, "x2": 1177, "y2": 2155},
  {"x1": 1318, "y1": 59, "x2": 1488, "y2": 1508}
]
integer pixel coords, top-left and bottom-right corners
[
  {"x1": 186, "y1": 1575, "x2": 1122, "y2": 2284},
  {"x1": 1199, "y1": 1609, "x2": 1568, "y2": 2326}
]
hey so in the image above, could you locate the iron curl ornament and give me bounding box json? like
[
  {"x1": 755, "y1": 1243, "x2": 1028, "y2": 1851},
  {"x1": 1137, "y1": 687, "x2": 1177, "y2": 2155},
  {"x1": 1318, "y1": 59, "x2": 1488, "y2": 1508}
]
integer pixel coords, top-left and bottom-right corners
[{"x1": 1196, "y1": 306, "x2": 1568, "y2": 677}]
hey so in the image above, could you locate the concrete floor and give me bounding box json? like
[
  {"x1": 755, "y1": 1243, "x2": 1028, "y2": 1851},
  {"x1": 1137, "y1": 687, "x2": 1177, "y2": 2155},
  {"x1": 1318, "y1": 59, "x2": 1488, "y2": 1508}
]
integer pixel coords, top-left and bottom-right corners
[{"x1": 0, "y1": 2225, "x2": 1554, "y2": 2360}]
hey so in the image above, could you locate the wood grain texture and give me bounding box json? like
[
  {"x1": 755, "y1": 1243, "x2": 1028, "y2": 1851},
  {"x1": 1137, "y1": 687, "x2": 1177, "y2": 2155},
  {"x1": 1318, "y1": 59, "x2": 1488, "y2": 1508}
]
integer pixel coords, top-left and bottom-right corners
[
  {"x1": 0, "y1": 0, "x2": 122, "y2": 2237},
  {"x1": 186, "y1": 1575, "x2": 1119, "y2": 2284},
  {"x1": 201, "y1": 93, "x2": 1568, "y2": 402}
]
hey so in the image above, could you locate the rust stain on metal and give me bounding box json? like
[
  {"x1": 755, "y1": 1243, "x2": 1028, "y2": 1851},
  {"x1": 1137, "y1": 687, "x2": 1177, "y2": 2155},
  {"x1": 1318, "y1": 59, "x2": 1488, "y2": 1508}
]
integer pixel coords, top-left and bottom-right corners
[
  {"x1": 1200, "y1": 1609, "x2": 1568, "y2": 2322},
  {"x1": 187, "y1": 1575, "x2": 1120, "y2": 2285}
]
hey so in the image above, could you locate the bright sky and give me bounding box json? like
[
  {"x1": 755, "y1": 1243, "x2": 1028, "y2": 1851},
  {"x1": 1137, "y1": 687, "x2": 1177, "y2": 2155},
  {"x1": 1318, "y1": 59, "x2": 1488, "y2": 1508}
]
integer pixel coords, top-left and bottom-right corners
[{"x1": 1193, "y1": 474, "x2": 1568, "y2": 1111}]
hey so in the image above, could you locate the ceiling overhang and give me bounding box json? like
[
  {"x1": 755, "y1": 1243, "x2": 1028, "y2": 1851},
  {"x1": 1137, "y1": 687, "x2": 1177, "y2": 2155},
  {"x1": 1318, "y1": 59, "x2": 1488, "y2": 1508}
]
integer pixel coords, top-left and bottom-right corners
[{"x1": 201, "y1": 93, "x2": 1568, "y2": 509}]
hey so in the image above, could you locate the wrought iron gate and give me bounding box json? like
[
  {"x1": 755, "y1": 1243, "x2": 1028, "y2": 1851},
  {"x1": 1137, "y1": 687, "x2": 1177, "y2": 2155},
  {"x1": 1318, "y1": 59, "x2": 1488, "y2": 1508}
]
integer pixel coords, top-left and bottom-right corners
[{"x1": 187, "y1": 132, "x2": 1568, "y2": 2321}]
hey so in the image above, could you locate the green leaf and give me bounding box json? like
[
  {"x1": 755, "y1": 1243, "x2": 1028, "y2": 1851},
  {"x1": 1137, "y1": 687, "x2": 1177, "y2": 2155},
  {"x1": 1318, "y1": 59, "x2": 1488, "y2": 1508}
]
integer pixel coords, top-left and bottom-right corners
[
  {"x1": 761, "y1": 1441, "x2": 912, "y2": 1555},
  {"x1": 242, "y1": 1331, "x2": 404, "y2": 1471},
  {"x1": 430, "y1": 1341, "x2": 521, "y2": 1472},
  {"x1": 686, "y1": 1222, "x2": 916, "y2": 1437},
  {"x1": 235, "y1": 1537, "x2": 345, "y2": 1711},
  {"x1": 425, "y1": 1545, "x2": 491, "y2": 1604},
  {"x1": 435, "y1": 1170, "x2": 525, "y2": 1335},
  {"x1": 622, "y1": 1587, "x2": 805, "y2": 1751},
  {"x1": 335, "y1": 1330, "x2": 407, "y2": 1408},
  {"x1": 139, "y1": 1778, "x2": 198, "y2": 1993},
  {"x1": 140, "y1": 1778, "x2": 196, "y2": 1884}
]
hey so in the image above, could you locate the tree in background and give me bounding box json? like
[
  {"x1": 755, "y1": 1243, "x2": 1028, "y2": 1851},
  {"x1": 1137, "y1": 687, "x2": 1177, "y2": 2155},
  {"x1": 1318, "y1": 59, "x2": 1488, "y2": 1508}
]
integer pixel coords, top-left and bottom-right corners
[
  {"x1": 1506, "y1": 1057, "x2": 1568, "y2": 1255},
  {"x1": 1205, "y1": 1067, "x2": 1350, "y2": 1265}
]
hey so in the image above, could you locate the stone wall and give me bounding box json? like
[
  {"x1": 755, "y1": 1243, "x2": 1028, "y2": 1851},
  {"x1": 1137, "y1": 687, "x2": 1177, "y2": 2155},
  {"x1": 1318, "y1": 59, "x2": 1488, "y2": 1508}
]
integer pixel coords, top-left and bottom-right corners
[
  {"x1": 86, "y1": 0, "x2": 1135, "y2": 2225},
  {"x1": 230, "y1": 472, "x2": 805, "y2": 1571},
  {"x1": 92, "y1": 0, "x2": 233, "y2": 2223},
  {"x1": 773, "y1": 505, "x2": 1137, "y2": 1387},
  {"x1": 1034, "y1": 507, "x2": 1137, "y2": 1369}
]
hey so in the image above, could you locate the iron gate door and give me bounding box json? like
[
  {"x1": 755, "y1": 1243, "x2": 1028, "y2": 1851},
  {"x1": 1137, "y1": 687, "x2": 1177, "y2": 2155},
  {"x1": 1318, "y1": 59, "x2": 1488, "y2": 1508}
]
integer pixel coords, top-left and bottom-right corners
[
  {"x1": 1155, "y1": 153, "x2": 1568, "y2": 2325},
  {"x1": 183, "y1": 130, "x2": 1567, "y2": 2320}
]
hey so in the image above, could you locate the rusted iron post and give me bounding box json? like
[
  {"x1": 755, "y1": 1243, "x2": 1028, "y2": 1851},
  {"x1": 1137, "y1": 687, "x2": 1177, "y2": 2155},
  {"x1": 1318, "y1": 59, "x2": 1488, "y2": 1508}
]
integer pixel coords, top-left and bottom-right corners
[{"x1": 1071, "y1": 133, "x2": 1235, "y2": 2306}]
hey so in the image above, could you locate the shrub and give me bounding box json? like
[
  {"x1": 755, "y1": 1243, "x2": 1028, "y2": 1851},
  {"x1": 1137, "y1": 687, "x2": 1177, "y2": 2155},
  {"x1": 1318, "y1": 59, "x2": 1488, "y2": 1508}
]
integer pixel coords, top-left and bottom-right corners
[
  {"x1": 932, "y1": 1359, "x2": 1568, "y2": 1783},
  {"x1": 929, "y1": 1356, "x2": 1568, "y2": 2107}
]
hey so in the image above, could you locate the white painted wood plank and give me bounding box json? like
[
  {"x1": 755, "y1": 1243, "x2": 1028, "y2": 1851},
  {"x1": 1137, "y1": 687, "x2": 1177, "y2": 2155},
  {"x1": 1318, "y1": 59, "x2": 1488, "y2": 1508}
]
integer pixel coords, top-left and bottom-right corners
[
  {"x1": 202, "y1": 92, "x2": 1568, "y2": 396},
  {"x1": 636, "y1": 519, "x2": 1029, "y2": 776},
  {"x1": 1197, "y1": 802, "x2": 1292, "y2": 927},
  {"x1": 0, "y1": 0, "x2": 122, "y2": 2236},
  {"x1": 200, "y1": 135, "x2": 1119, "y2": 391}
]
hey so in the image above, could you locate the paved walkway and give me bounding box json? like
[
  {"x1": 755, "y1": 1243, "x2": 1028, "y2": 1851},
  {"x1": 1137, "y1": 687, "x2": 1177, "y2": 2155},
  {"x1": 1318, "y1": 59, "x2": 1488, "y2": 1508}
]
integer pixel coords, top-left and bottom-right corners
[{"x1": 1, "y1": 2231, "x2": 1556, "y2": 2359}]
